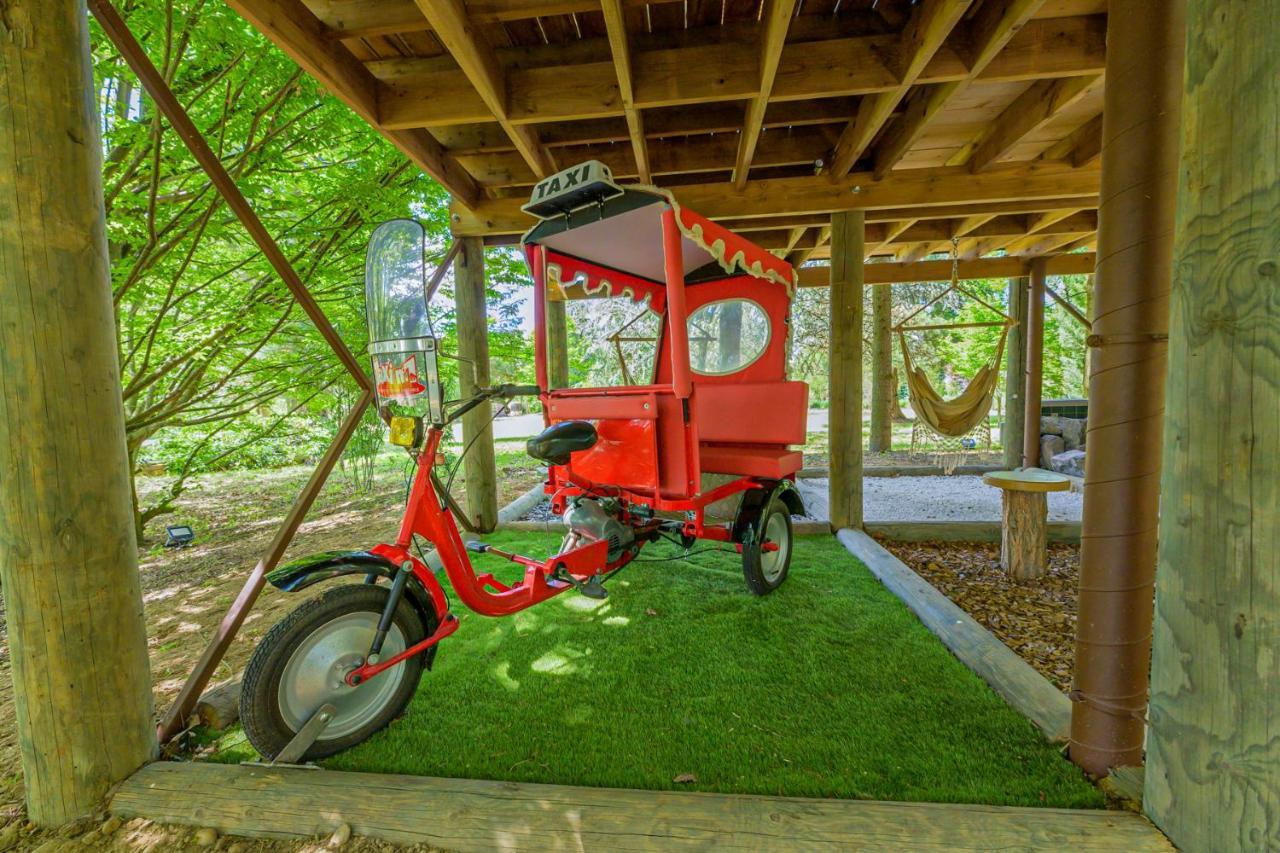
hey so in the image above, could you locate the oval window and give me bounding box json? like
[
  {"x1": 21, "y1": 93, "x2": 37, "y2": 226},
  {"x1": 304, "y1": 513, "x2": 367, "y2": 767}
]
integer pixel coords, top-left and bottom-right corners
[{"x1": 686, "y1": 299, "x2": 771, "y2": 376}]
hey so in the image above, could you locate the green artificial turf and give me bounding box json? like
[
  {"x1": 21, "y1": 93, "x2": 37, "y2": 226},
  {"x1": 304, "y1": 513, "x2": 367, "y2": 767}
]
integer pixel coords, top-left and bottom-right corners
[{"x1": 224, "y1": 532, "x2": 1103, "y2": 808}]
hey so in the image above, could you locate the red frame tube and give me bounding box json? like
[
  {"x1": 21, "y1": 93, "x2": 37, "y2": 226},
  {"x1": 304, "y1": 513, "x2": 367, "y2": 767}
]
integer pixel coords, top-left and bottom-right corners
[{"x1": 660, "y1": 207, "x2": 693, "y2": 400}]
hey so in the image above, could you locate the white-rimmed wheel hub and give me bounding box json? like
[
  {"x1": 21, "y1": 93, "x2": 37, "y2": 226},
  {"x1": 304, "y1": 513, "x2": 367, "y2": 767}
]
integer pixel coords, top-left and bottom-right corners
[
  {"x1": 741, "y1": 496, "x2": 794, "y2": 595},
  {"x1": 240, "y1": 584, "x2": 430, "y2": 761}
]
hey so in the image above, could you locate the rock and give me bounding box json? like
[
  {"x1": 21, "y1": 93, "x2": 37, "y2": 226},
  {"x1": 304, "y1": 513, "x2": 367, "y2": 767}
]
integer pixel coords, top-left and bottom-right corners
[
  {"x1": 1040, "y1": 434, "x2": 1066, "y2": 468},
  {"x1": 1040, "y1": 415, "x2": 1065, "y2": 436},
  {"x1": 99, "y1": 817, "x2": 122, "y2": 837},
  {"x1": 1050, "y1": 449, "x2": 1086, "y2": 478},
  {"x1": 193, "y1": 827, "x2": 218, "y2": 847},
  {"x1": 227, "y1": 843, "x2": 249, "y2": 853},
  {"x1": 328, "y1": 822, "x2": 352, "y2": 849},
  {"x1": 1060, "y1": 417, "x2": 1086, "y2": 450}
]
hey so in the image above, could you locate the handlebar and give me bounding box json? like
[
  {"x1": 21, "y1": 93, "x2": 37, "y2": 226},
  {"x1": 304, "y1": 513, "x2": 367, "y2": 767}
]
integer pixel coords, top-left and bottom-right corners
[{"x1": 445, "y1": 384, "x2": 543, "y2": 424}]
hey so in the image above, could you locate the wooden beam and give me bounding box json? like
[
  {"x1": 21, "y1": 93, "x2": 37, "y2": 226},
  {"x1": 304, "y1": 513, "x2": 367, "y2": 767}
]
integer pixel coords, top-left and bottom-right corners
[
  {"x1": 412, "y1": 0, "x2": 554, "y2": 177},
  {"x1": 1003, "y1": 274, "x2": 1029, "y2": 468},
  {"x1": 1145, "y1": 3, "x2": 1277, "y2": 849},
  {"x1": 967, "y1": 74, "x2": 1102, "y2": 172},
  {"x1": 871, "y1": 0, "x2": 1048, "y2": 178},
  {"x1": 314, "y1": 0, "x2": 683, "y2": 38},
  {"x1": 377, "y1": 16, "x2": 1106, "y2": 131},
  {"x1": 224, "y1": 0, "x2": 480, "y2": 206},
  {"x1": 599, "y1": 0, "x2": 649, "y2": 182},
  {"x1": 0, "y1": 0, "x2": 156, "y2": 823},
  {"x1": 794, "y1": 252, "x2": 1096, "y2": 287},
  {"x1": 451, "y1": 160, "x2": 1100, "y2": 236},
  {"x1": 733, "y1": 0, "x2": 798, "y2": 188},
  {"x1": 828, "y1": 0, "x2": 974, "y2": 177},
  {"x1": 828, "y1": 211, "x2": 865, "y2": 529},
  {"x1": 1068, "y1": 113, "x2": 1103, "y2": 167}
]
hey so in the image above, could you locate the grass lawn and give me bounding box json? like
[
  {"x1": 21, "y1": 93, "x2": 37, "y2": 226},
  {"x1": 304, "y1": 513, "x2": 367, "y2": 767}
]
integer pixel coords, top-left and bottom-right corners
[{"x1": 216, "y1": 532, "x2": 1102, "y2": 809}]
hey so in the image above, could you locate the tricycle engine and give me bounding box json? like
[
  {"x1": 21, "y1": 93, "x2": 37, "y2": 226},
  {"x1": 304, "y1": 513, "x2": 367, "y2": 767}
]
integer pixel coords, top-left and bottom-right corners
[{"x1": 563, "y1": 497, "x2": 635, "y2": 563}]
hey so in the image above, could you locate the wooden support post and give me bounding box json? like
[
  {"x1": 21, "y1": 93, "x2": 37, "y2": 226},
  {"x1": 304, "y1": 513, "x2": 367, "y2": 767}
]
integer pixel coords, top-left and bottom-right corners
[
  {"x1": 1144, "y1": 3, "x2": 1276, "y2": 848},
  {"x1": 1070, "y1": 0, "x2": 1184, "y2": 778},
  {"x1": 869, "y1": 283, "x2": 893, "y2": 453},
  {"x1": 716, "y1": 300, "x2": 743, "y2": 372},
  {"x1": 828, "y1": 211, "x2": 865, "y2": 529},
  {"x1": 455, "y1": 237, "x2": 498, "y2": 532},
  {"x1": 545, "y1": 299, "x2": 569, "y2": 389},
  {"x1": 0, "y1": 0, "x2": 156, "y2": 823},
  {"x1": 1022, "y1": 260, "x2": 1046, "y2": 467},
  {"x1": 1003, "y1": 276, "x2": 1029, "y2": 468}
]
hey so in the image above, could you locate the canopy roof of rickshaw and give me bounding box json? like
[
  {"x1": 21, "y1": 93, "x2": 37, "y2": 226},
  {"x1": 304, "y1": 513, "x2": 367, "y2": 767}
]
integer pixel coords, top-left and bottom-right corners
[{"x1": 522, "y1": 186, "x2": 796, "y2": 294}]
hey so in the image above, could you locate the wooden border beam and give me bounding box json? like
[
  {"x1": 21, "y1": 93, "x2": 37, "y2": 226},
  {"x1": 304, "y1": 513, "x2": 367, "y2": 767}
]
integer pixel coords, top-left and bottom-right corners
[
  {"x1": 223, "y1": 0, "x2": 480, "y2": 206},
  {"x1": 412, "y1": 0, "x2": 554, "y2": 177},
  {"x1": 828, "y1": 0, "x2": 973, "y2": 177},
  {"x1": 317, "y1": 0, "x2": 683, "y2": 38},
  {"x1": 733, "y1": 0, "x2": 798, "y2": 188}
]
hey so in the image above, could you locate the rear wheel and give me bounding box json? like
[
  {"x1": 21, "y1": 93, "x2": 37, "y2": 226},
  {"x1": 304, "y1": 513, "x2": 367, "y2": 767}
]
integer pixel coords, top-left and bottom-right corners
[
  {"x1": 741, "y1": 496, "x2": 793, "y2": 595},
  {"x1": 240, "y1": 584, "x2": 428, "y2": 761}
]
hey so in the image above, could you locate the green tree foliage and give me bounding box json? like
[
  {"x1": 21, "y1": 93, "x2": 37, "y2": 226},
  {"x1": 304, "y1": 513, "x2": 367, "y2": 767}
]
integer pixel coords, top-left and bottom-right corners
[{"x1": 92, "y1": 0, "x2": 533, "y2": 534}]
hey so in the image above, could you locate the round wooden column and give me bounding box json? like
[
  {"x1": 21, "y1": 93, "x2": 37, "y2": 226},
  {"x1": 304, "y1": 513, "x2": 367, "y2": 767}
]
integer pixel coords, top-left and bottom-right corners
[
  {"x1": 869, "y1": 283, "x2": 893, "y2": 453},
  {"x1": 1070, "y1": 0, "x2": 1185, "y2": 777},
  {"x1": 828, "y1": 210, "x2": 865, "y2": 530},
  {"x1": 0, "y1": 0, "x2": 156, "y2": 823},
  {"x1": 1002, "y1": 276, "x2": 1028, "y2": 469},
  {"x1": 1021, "y1": 259, "x2": 1046, "y2": 468},
  {"x1": 544, "y1": 298, "x2": 569, "y2": 389}
]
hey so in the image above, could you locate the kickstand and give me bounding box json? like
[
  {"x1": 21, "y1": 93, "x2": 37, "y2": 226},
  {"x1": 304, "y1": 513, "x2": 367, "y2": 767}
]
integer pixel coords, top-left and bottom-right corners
[{"x1": 243, "y1": 702, "x2": 336, "y2": 770}]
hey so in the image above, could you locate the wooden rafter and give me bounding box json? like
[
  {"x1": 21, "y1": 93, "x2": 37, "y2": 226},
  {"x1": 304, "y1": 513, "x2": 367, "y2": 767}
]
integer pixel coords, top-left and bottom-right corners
[
  {"x1": 1042, "y1": 112, "x2": 1104, "y2": 167},
  {"x1": 412, "y1": 0, "x2": 555, "y2": 178},
  {"x1": 599, "y1": 0, "x2": 649, "y2": 182},
  {"x1": 965, "y1": 73, "x2": 1103, "y2": 172},
  {"x1": 827, "y1": 0, "x2": 973, "y2": 178},
  {"x1": 865, "y1": 219, "x2": 916, "y2": 257},
  {"x1": 869, "y1": 0, "x2": 1047, "y2": 179},
  {"x1": 224, "y1": 0, "x2": 480, "y2": 206},
  {"x1": 733, "y1": 0, "x2": 799, "y2": 189},
  {"x1": 794, "y1": 252, "x2": 1098, "y2": 287},
  {"x1": 314, "y1": 0, "x2": 684, "y2": 39}
]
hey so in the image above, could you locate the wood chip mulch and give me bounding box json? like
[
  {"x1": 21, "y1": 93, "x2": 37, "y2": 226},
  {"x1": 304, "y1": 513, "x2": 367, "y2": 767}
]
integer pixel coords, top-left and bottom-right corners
[{"x1": 878, "y1": 538, "x2": 1080, "y2": 692}]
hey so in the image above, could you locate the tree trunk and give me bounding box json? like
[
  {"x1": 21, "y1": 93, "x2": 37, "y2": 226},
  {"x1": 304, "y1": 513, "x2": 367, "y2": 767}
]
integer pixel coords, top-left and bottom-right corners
[
  {"x1": 545, "y1": 298, "x2": 569, "y2": 389},
  {"x1": 869, "y1": 284, "x2": 893, "y2": 452},
  {"x1": 0, "y1": 0, "x2": 157, "y2": 824},
  {"x1": 454, "y1": 237, "x2": 498, "y2": 532},
  {"x1": 1000, "y1": 491, "x2": 1048, "y2": 581},
  {"x1": 828, "y1": 211, "x2": 864, "y2": 529}
]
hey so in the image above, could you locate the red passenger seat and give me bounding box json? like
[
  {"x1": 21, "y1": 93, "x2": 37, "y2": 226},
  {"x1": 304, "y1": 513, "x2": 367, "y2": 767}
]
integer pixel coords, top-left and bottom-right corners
[{"x1": 693, "y1": 381, "x2": 807, "y2": 479}]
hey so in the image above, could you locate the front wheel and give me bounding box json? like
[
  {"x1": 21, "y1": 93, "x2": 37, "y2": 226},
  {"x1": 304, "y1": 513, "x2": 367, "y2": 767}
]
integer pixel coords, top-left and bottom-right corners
[
  {"x1": 240, "y1": 584, "x2": 428, "y2": 761},
  {"x1": 741, "y1": 496, "x2": 793, "y2": 596}
]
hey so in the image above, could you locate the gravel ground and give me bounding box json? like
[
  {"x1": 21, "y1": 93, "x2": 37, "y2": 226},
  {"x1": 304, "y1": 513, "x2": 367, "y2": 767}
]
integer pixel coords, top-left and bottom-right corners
[
  {"x1": 797, "y1": 475, "x2": 1082, "y2": 522},
  {"x1": 519, "y1": 475, "x2": 1083, "y2": 523}
]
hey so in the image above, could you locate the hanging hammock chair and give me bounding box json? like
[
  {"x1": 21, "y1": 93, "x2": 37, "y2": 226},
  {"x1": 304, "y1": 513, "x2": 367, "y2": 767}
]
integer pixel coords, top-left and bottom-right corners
[{"x1": 894, "y1": 242, "x2": 1016, "y2": 439}]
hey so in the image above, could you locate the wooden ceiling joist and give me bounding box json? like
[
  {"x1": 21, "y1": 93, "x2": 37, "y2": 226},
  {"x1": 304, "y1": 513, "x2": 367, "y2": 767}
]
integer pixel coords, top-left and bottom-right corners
[
  {"x1": 598, "y1": 0, "x2": 650, "y2": 182},
  {"x1": 732, "y1": 0, "x2": 798, "y2": 189},
  {"x1": 869, "y1": 0, "x2": 1048, "y2": 179},
  {"x1": 827, "y1": 0, "x2": 973, "y2": 178},
  {"x1": 226, "y1": 0, "x2": 481, "y2": 206},
  {"x1": 412, "y1": 0, "x2": 555, "y2": 178},
  {"x1": 795, "y1": 252, "x2": 1097, "y2": 287},
  {"x1": 965, "y1": 73, "x2": 1102, "y2": 171}
]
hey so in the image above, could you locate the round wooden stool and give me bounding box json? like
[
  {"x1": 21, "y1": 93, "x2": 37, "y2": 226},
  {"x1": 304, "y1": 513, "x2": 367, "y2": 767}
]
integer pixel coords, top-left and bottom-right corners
[{"x1": 982, "y1": 469, "x2": 1071, "y2": 581}]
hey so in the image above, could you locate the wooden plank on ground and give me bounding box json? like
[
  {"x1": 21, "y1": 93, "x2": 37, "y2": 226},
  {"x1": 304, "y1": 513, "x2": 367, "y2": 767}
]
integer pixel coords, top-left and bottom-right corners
[
  {"x1": 865, "y1": 520, "x2": 1081, "y2": 544},
  {"x1": 112, "y1": 761, "x2": 1171, "y2": 850},
  {"x1": 836, "y1": 529, "x2": 1072, "y2": 741}
]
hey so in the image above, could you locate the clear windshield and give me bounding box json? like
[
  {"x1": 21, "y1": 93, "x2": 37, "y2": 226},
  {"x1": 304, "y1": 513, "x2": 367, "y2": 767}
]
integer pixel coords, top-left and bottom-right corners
[{"x1": 365, "y1": 219, "x2": 429, "y2": 344}]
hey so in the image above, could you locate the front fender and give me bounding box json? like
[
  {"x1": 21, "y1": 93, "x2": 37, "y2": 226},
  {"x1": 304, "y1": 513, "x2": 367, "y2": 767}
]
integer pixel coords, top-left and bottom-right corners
[{"x1": 266, "y1": 550, "x2": 446, "y2": 668}]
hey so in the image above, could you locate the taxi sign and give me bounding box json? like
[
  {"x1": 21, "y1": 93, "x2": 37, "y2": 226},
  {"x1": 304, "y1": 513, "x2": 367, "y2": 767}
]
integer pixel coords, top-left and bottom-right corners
[{"x1": 522, "y1": 160, "x2": 622, "y2": 219}]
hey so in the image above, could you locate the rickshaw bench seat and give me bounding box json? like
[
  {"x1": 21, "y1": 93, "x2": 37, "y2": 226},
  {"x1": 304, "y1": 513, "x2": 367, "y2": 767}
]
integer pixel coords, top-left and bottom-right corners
[{"x1": 699, "y1": 445, "x2": 802, "y2": 479}]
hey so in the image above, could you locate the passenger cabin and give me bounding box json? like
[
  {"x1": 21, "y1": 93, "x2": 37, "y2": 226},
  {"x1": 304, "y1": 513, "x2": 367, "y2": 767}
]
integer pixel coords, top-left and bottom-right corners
[{"x1": 522, "y1": 168, "x2": 807, "y2": 506}]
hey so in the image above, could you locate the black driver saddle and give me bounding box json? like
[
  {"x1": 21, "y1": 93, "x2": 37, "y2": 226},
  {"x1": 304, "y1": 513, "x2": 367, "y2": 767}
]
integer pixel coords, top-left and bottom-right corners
[{"x1": 526, "y1": 420, "x2": 598, "y2": 466}]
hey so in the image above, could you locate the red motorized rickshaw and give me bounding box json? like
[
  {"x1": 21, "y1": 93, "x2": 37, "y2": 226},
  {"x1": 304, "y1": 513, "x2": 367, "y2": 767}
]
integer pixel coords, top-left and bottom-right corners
[{"x1": 240, "y1": 162, "x2": 808, "y2": 760}]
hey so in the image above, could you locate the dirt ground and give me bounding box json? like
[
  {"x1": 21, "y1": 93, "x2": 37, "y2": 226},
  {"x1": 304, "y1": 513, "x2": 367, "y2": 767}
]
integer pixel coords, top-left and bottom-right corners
[
  {"x1": 0, "y1": 450, "x2": 542, "y2": 849},
  {"x1": 880, "y1": 538, "x2": 1080, "y2": 691}
]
